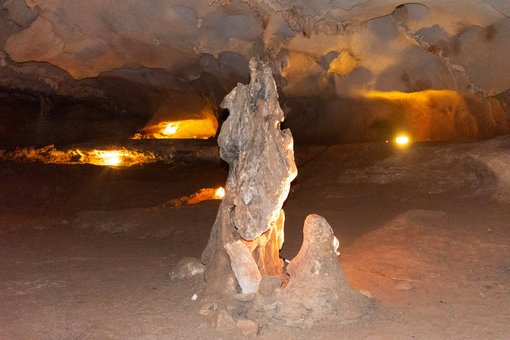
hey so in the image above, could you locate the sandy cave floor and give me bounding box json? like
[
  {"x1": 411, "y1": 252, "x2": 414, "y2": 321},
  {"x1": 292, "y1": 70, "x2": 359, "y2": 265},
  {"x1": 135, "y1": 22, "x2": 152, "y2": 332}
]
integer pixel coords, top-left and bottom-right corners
[{"x1": 1, "y1": 140, "x2": 509, "y2": 339}]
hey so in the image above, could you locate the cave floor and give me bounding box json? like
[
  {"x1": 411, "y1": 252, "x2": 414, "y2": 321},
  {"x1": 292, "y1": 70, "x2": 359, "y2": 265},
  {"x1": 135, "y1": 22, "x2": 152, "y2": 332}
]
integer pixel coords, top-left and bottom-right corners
[{"x1": 1, "y1": 141, "x2": 509, "y2": 339}]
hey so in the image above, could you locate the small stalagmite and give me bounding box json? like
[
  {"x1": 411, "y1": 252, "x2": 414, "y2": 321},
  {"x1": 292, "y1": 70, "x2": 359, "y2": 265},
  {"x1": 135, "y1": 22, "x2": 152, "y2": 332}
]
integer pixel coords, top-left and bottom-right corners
[
  {"x1": 269, "y1": 214, "x2": 371, "y2": 327},
  {"x1": 201, "y1": 58, "x2": 297, "y2": 296}
]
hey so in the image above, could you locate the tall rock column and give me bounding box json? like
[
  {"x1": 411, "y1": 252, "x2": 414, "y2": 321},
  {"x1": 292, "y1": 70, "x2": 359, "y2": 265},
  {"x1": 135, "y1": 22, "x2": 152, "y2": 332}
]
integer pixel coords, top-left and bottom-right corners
[{"x1": 202, "y1": 58, "x2": 297, "y2": 296}]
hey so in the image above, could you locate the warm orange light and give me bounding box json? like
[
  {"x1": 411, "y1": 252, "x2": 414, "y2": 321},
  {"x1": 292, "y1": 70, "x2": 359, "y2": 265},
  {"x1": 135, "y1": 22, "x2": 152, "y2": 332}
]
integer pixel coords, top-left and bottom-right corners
[
  {"x1": 0, "y1": 145, "x2": 156, "y2": 167},
  {"x1": 163, "y1": 187, "x2": 225, "y2": 208},
  {"x1": 133, "y1": 118, "x2": 218, "y2": 140},
  {"x1": 163, "y1": 122, "x2": 179, "y2": 136},
  {"x1": 94, "y1": 150, "x2": 122, "y2": 166},
  {"x1": 214, "y1": 187, "x2": 225, "y2": 199},
  {"x1": 362, "y1": 90, "x2": 477, "y2": 143},
  {"x1": 363, "y1": 90, "x2": 459, "y2": 101},
  {"x1": 75, "y1": 148, "x2": 156, "y2": 166},
  {"x1": 395, "y1": 135, "x2": 410, "y2": 146}
]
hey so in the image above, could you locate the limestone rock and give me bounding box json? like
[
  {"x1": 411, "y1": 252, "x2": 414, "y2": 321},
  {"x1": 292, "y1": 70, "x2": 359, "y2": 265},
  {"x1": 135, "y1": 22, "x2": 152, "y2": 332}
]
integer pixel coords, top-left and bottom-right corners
[
  {"x1": 207, "y1": 309, "x2": 236, "y2": 331},
  {"x1": 201, "y1": 60, "x2": 370, "y2": 329},
  {"x1": 273, "y1": 214, "x2": 371, "y2": 327},
  {"x1": 258, "y1": 276, "x2": 282, "y2": 297},
  {"x1": 469, "y1": 136, "x2": 510, "y2": 203},
  {"x1": 236, "y1": 319, "x2": 259, "y2": 336},
  {"x1": 218, "y1": 58, "x2": 297, "y2": 241},
  {"x1": 2, "y1": 1, "x2": 510, "y2": 149},
  {"x1": 224, "y1": 240, "x2": 262, "y2": 294},
  {"x1": 169, "y1": 257, "x2": 204, "y2": 280},
  {"x1": 394, "y1": 280, "x2": 415, "y2": 291},
  {"x1": 199, "y1": 302, "x2": 218, "y2": 316},
  {"x1": 233, "y1": 293, "x2": 256, "y2": 302},
  {"x1": 242, "y1": 209, "x2": 286, "y2": 277},
  {"x1": 202, "y1": 58, "x2": 297, "y2": 296}
]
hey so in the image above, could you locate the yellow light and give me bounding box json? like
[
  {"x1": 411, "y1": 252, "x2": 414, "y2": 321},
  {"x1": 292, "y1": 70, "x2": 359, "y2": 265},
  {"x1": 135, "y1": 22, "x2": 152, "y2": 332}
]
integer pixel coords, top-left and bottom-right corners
[
  {"x1": 165, "y1": 187, "x2": 226, "y2": 208},
  {"x1": 395, "y1": 135, "x2": 410, "y2": 145},
  {"x1": 364, "y1": 90, "x2": 458, "y2": 101},
  {"x1": 214, "y1": 187, "x2": 225, "y2": 199},
  {"x1": 132, "y1": 114, "x2": 218, "y2": 140},
  {"x1": 163, "y1": 122, "x2": 179, "y2": 136},
  {"x1": 99, "y1": 150, "x2": 122, "y2": 166},
  {"x1": 83, "y1": 149, "x2": 155, "y2": 167},
  {"x1": 0, "y1": 145, "x2": 157, "y2": 166}
]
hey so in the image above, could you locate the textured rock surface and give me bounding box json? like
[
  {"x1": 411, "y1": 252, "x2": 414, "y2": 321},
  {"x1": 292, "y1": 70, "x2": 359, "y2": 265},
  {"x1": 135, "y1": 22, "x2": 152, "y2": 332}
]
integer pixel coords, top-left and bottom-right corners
[
  {"x1": 218, "y1": 59, "x2": 297, "y2": 240},
  {"x1": 224, "y1": 240, "x2": 262, "y2": 294},
  {"x1": 235, "y1": 318, "x2": 259, "y2": 336},
  {"x1": 469, "y1": 136, "x2": 510, "y2": 202},
  {"x1": 3, "y1": 1, "x2": 510, "y2": 95},
  {"x1": 170, "y1": 257, "x2": 205, "y2": 280},
  {"x1": 262, "y1": 214, "x2": 371, "y2": 328},
  {"x1": 1, "y1": 1, "x2": 510, "y2": 146},
  {"x1": 201, "y1": 58, "x2": 297, "y2": 296}
]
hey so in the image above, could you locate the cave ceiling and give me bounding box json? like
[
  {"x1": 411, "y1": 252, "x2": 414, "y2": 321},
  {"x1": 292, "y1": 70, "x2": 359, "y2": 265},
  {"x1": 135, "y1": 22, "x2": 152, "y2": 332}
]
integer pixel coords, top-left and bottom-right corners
[{"x1": 1, "y1": 0, "x2": 510, "y2": 126}]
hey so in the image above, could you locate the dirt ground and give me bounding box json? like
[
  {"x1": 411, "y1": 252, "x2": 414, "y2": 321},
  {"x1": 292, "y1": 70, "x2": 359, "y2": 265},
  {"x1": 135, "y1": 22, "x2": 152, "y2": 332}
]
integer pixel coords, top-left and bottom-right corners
[{"x1": 1, "y1": 140, "x2": 509, "y2": 339}]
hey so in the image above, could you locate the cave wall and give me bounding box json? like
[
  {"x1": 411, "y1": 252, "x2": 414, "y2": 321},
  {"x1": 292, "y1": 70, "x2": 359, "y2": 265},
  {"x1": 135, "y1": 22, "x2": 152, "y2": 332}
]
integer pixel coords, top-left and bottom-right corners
[{"x1": 1, "y1": 0, "x2": 510, "y2": 144}]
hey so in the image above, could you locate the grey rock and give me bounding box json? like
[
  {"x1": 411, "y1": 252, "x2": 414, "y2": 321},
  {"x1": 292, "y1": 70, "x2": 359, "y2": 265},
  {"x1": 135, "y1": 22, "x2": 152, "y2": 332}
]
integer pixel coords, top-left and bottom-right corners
[
  {"x1": 170, "y1": 257, "x2": 205, "y2": 280},
  {"x1": 224, "y1": 240, "x2": 262, "y2": 294},
  {"x1": 258, "y1": 276, "x2": 282, "y2": 297},
  {"x1": 217, "y1": 58, "x2": 297, "y2": 241},
  {"x1": 207, "y1": 309, "x2": 236, "y2": 331},
  {"x1": 202, "y1": 58, "x2": 296, "y2": 296}
]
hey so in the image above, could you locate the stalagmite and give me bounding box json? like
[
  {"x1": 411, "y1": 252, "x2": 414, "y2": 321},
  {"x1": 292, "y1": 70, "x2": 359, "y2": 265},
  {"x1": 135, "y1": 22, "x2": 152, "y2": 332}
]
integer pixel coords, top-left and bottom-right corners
[
  {"x1": 201, "y1": 58, "x2": 371, "y2": 329},
  {"x1": 201, "y1": 58, "x2": 297, "y2": 296},
  {"x1": 269, "y1": 214, "x2": 371, "y2": 327}
]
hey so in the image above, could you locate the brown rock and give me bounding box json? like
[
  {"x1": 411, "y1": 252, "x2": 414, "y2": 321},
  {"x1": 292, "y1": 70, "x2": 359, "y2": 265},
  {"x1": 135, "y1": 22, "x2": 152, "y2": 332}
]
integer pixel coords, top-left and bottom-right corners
[
  {"x1": 236, "y1": 319, "x2": 259, "y2": 336},
  {"x1": 170, "y1": 257, "x2": 204, "y2": 280},
  {"x1": 199, "y1": 302, "x2": 218, "y2": 316},
  {"x1": 202, "y1": 58, "x2": 297, "y2": 296},
  {"x1": 273, "y1": 214, "x2": 372, "y2": 327},
  {"x1": 233, "y1": 293, "x2": 256, "y2": 302},
  {"x1": 394, "y1": 280, "x2": 415, "y2": 291},
  {"x1": 258, "y1": 276, "x2": 282, "y2": 297},
  {"x1": 207, "y1": 309, "x2": 236, "y2": 331}
]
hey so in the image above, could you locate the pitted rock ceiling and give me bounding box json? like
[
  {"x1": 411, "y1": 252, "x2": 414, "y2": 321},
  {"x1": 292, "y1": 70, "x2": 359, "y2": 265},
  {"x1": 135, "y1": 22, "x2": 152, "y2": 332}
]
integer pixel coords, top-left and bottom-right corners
[{"x1": 1, "y1": 0, "x2": 510, "y2": 143}]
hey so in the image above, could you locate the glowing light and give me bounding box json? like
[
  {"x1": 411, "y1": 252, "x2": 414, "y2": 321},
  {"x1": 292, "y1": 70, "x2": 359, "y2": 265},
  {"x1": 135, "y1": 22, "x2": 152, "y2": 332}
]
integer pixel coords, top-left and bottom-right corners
[
  {"x1": 132, "y1": 119, "x2": 217, "y2": 139},
  {"x1": 133, "y1": 115, "x2": 218, "y2": 140},
  {"x1": 363, "y1": 89, "x2": 459, "y2": 101},
  {"x1": 163, "y1": 122, "x2": 179, "y2": 136},
  {"x1": 76, "y1": 148, "x2": 156, "y2": 167},
  {"x1": 160, "y1": 187, "x2": 226, "y2": 208},
  {"x1": 361, "y1": 90, "x2": 478, "y2": 143},
  {"x1": 395, "y1": 135, "x2": 410, "y2": 145},
  {"x1": 327, "y1": 51, "x2": 359, "y2": 76},
  {"x1": 97, "y1": 150, "x2": 122, "y2": 166},
  {"x1": 214, "y1": 187, "x2": 225, "y2": 199},
  {"x1": 0, "y1": 145, "x2": 156, "y2": 167}
]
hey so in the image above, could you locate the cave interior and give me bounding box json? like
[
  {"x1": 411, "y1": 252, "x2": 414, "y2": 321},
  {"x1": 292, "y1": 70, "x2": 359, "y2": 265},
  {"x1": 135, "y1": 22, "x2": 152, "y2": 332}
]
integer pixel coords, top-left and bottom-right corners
[{"x1": 1, "y1": 1, "x2": 510, "y2": 338}]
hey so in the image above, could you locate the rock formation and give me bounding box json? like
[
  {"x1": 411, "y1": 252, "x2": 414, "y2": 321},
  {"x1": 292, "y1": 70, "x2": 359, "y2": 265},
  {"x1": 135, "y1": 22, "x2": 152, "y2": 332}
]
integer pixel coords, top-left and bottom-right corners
[
  {"x1": 201, "y1": 58, "x2": 297, "y2": 296},
  {"x1": 264, "y1": 214, "x2": 371, "y2": 328},
  {"x1": 201, "y1": 58, "x2": 370, "y2": 330},
  {"x1": 1, "y1": 1, "x2": 510, "y2": 146}
]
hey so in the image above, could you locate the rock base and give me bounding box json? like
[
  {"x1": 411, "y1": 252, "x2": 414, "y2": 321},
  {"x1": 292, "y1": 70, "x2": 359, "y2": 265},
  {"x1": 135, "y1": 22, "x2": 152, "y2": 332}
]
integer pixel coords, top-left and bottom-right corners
[{"x1": 201, "y1": 214, "x2": 372, "y2": 332}]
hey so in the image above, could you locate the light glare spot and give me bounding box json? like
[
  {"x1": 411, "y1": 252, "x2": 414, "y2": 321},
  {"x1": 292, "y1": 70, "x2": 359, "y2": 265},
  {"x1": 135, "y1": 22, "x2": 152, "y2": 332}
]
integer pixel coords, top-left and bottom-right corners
[
  {"x1": 163, "y1": 122, "x2": 179, "y2": 136},
  {"x1": 100, "y1": 151, "x2": 122, "y2": 166},
  {"x1": 395, "y1": 135, "x2": 410, "y2": 145},
  {"x1": 214, "y1": 187, "x2": 225, "y2": 199}
]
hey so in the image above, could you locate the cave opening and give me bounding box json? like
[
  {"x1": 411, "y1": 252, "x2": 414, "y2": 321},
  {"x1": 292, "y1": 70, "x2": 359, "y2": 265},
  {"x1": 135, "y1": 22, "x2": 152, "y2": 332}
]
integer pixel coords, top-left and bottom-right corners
[{"x1": 1, "y1": 1, "x2": 510, "y2": 338}]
